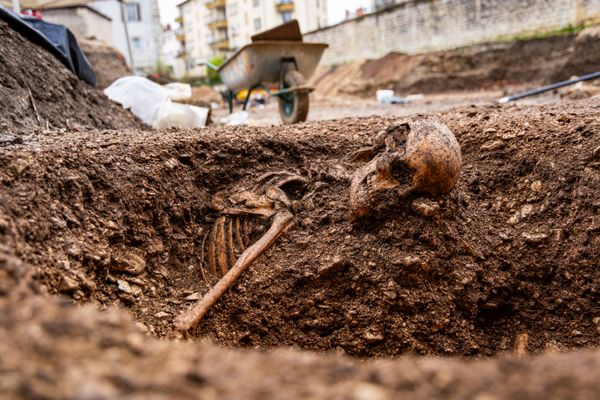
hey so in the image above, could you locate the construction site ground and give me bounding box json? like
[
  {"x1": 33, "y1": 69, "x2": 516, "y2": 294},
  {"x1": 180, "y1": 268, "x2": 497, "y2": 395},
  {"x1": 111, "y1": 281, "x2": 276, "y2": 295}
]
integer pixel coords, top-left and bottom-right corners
[{"x1": 1, "y1": 18, "x2": 600, "y2": 400}]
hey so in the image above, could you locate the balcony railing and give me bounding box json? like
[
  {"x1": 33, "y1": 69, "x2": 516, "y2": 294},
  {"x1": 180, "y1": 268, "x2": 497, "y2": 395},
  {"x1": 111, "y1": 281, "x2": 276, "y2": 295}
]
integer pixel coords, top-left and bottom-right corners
[
  {"x1": 275, "y1": 1, "x2": 294, "y2": 12},
  {"x1": 208, "y1": 18, "x2": 228, "y2": 30},
  {"x1": 206, "y1": 0, "x2": 226, "y2": 9},
  {"x1": 209, "y1": 38, "x2": 230, "y2": 50}
]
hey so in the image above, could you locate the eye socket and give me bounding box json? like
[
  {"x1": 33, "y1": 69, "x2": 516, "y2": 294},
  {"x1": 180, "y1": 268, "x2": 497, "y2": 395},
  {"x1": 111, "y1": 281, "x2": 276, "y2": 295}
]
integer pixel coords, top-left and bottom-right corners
[
  {"x1": 385, "y1": 123, "x2": 410, "y2": 150},
  {"x1": 390, "y1": 159, "x2": 414, "y2": 183}
]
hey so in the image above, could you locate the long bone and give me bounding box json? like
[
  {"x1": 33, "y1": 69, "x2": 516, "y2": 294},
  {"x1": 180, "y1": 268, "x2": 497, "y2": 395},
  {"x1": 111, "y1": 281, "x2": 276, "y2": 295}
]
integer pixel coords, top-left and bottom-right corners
[{"x1": 175, "y1": 210, "x2": 294, "y2": 332}]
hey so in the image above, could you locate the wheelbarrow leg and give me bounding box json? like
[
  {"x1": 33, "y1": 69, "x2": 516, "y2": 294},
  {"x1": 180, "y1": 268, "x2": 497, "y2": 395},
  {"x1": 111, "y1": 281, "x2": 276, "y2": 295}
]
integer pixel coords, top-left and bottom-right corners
[
  {"x1": 243, "y1": 84, "x2": 261, "y2": 111},
  {"x1": 228, "y1": 90, "x2": 234, "y2": 114}
]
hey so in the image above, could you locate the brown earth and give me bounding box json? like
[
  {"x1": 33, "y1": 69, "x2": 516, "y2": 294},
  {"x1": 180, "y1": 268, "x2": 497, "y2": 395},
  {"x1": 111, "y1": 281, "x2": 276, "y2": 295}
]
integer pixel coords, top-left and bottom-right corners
[
  {"x1": 553, "y1": 25, "x2": 600, "y2": 81},
  {"x1": 0, "y1": 96, "x2": 598, "y2": 357},
  {"x1": 179, "y1": 85, "x2": 224, "y2": 108},
  {"x1": 0, "y1": 96, "x2": 599, "y2": 398},
  {"x1": 80, "y1": 38, "x2": 131, "y2": 89},
  {"x1": 0, "y1": 21, "x2": 144, "y2": 138},
  {"x1": 2, "y1": 256, "x2": 600, "y2": 400},
  {"x1": 313, "y1": 26, "x2": 600, "y2": 98}
]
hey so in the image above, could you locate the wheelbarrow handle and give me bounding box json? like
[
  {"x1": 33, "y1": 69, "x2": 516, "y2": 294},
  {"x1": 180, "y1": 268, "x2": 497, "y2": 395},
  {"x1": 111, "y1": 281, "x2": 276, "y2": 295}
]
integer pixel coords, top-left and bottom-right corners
[{"x1": 197, "y1": 62, "x2": 219, "y2": 72}]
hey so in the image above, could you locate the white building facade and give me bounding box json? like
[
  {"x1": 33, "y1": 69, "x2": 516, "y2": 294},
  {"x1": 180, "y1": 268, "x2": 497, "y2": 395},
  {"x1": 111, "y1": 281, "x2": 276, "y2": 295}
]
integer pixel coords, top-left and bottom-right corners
[
  {"x1": 160, "y1": 24, "x2": 186, "y2": 78},
  {"x1": 91, "y1": 0, "x2": 161, "y2": 75}
]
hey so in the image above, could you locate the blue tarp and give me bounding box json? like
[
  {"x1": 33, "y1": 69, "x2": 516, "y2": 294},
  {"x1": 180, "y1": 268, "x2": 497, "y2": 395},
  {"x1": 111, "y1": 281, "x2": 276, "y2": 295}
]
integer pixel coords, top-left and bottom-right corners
[{"x1": 0, "y1": 5, "x2": 96, "y2": 86}]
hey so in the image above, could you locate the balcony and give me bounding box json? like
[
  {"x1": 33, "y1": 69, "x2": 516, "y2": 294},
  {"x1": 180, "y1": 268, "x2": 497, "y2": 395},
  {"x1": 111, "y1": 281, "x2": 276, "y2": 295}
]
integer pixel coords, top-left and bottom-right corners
[
  {"x1": 275, "y1": 1, "x2": 294, "y2": 12},
  {"x1": 176, "y1": 33, "x2": 185, "y2": 43},
  {"x1": 208, "y1": 18, "x2": 228, "y2": 30},
  {"x1": 209, "y1": 38, "x2": 230, "y2": 50},
  {"x1": 175, "y1": 16, "x2": 183, "y2": 24},
  {"x1": 206, "y1": 0, "x2": 226, "y2": 9}
]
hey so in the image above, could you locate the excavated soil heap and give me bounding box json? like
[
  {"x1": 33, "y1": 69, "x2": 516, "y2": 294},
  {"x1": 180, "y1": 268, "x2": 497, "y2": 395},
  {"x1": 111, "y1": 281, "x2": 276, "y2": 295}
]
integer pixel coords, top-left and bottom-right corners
[
  {"x1": 554, "y1": 26, "x2": 600, "y2": 81},
  {"x1": 0, "y1": 21, "x2": 143, "y2": 137},
  {"x1": 314, "y1": 28, "x2": 600, "y2": 97},
  {"x1": 79, "y1": 38, "x2": 131, "y2": 89},
  {"x1": 1, "y1": 96, "x2": 599, "y2": 361}
]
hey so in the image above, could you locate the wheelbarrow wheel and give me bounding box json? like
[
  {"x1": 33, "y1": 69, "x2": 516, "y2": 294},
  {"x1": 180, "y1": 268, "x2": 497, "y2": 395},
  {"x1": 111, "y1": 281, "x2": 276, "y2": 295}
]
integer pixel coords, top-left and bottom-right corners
[{"x1": 278, "y1": 70, "x2": 309, "y2": 124}]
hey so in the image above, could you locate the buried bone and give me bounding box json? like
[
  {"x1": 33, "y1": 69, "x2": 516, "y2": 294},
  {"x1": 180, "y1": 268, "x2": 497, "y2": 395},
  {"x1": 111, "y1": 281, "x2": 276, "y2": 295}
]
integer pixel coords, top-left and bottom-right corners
[
  {"x1": 349, "y1": 116, "x2": 461, "y2": 221},
  {"x1": 177, "y1": 171, "x2": 308, "y2": 332},
  {"x1": 175, "y1": 210, "x2": 294, "y2": 332}
]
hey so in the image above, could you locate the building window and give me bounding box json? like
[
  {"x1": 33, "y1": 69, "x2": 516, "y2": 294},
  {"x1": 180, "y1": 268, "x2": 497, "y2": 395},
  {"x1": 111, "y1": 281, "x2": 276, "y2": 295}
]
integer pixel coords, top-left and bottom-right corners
[
  {"x1": 254, "y1": 18, "x2": 261, "y2": 31},
  {"x1": 281, "y1": 11, "x2": 292, "y2": 22},
  {"x1": 252, "y1": 0, "x2": 259, "y2": 7},
  {"x1": 132, "y1": 37, "x2": 142, "y2": 50},
  {"x1": 125, "y1": 2, "x2": 141, "y2": 22}
]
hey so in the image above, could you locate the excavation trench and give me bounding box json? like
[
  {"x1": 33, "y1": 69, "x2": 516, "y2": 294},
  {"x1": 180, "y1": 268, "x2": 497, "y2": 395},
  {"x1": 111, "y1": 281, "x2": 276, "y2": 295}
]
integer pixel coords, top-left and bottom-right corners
[{"x1": 1, "y1": 102, "x2": 599, "y2": 358}]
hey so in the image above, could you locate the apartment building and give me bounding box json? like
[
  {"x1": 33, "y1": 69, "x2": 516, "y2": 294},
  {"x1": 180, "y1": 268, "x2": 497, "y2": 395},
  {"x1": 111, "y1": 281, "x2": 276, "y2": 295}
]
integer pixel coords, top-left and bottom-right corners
[
  {"x1": 91, "y1": 0, "x2": 162, "y2": 75},
  {"x1": 161, "y1": 24, "x2": 186, "y2": 78},
  {"x1": 226, "y1": 0, "x2": 328, "y2": 50},
  {"x1": 177, "y1": 0, "x2": 328, "y2": 77}
]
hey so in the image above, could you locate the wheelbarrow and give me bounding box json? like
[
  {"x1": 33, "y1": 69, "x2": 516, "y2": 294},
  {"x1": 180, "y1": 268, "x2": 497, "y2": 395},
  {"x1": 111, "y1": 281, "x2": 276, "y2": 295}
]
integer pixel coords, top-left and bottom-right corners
[{"x1": 203, "y1": 21, "x2": 328, "y2": 124}]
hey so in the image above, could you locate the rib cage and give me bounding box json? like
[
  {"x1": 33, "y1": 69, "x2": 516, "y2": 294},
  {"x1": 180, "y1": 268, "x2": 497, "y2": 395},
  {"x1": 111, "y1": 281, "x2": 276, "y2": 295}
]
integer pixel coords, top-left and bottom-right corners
[{"x1": 200, "y1": 215, "x2": 259, "y2": 280}]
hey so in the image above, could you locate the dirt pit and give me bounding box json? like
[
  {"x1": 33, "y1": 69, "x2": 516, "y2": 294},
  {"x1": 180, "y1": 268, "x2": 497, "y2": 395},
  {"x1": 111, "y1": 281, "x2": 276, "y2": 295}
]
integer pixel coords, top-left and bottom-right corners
[{"x1": 0, "y1": 97, "x2": 599, "y2": 397}]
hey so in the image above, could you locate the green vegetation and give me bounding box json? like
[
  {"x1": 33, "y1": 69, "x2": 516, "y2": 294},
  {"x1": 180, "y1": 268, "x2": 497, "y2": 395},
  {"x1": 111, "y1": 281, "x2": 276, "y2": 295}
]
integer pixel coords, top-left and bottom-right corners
[
  {"x1": 207, "y1": 56, "x2": 225, "y2": 85},
  {"x1": 494, "y1": 23, "x2": 587, "y2": 43}
]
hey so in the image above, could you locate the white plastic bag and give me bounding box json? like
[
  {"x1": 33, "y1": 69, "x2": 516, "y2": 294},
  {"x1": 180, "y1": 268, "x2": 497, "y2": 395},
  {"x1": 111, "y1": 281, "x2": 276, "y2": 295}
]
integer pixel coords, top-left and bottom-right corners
[
  {"x1": 104, "y1": 76, "x2": 168, "y2": 126},
  {"x1": 162, "y1": 82, "x2": 192, "y2": 101},
  {"x1": 155, "y1": 102, "x2": 209, "y2": 129},
  {"x1": 104, "y1": 76, "x2": 207, "y2": 128}
]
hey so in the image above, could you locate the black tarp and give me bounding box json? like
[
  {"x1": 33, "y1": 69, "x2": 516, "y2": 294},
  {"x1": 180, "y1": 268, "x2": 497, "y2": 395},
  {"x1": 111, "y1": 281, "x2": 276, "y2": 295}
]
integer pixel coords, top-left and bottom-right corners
[{"x1": 0, "y1": 5, "x2": 96, "y2": 86}]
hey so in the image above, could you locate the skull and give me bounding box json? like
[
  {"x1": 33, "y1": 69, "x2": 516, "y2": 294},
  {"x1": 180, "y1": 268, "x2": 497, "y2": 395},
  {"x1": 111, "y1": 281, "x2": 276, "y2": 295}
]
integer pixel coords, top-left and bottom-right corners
[{"x1": 349, "y1": 116, "x2": 461, "y2": 221}]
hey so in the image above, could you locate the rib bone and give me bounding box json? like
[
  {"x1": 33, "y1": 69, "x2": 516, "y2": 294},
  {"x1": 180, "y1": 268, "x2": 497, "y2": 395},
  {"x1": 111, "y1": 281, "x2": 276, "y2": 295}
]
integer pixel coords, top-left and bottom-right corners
[
  {"x1": 215, "y1": 216, "x2": 228, "y2": 276},
  {"x1": 175, "y1": 210, "x2": 294, "y2": 332}
]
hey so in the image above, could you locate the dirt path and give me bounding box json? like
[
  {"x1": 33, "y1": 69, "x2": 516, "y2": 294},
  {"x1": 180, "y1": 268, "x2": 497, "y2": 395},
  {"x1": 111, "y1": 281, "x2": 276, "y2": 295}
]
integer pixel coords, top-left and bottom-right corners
[{"x1": 213, "y1": 90, "x2": 559, "y2": 126}]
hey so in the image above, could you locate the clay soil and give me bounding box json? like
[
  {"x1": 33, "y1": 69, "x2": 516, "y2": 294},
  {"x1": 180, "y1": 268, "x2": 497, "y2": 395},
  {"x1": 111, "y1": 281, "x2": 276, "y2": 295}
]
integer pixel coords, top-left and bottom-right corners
[{"x1": 1, "y1": 88, "x2": 600, "y2": 397}]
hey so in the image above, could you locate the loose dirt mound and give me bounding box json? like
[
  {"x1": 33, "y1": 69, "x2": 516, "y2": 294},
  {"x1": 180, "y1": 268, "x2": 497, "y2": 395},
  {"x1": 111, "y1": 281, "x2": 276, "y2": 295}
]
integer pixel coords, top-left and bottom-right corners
[
  {"x1": 79, "y1": 38, "x2": 131, "y2": 89},
  {"x1": 1, "y1": 98, "x2": 599, "y2": 360},
  {"x1": 0, "y1": 21, "x2": 144, "y2": 136},
  {"x1": 553, "y1": 26, "x2": 600, "y2": 81},
  {"x1": 315, "y1": 28, "x2": 600, "y2": 97},
  {"x1": 179, "y1": 85, "x2": 224, "y2": 108}
]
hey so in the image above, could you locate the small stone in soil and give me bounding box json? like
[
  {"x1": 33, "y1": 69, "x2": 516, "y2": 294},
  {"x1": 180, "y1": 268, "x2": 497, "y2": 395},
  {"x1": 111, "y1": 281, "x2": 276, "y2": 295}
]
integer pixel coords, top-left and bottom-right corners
[
  {"x1": 117, "y1": 279, "x2": 142, "y2": 296},
  {"x1": 318, "y1": 256, "x2": 351, "y2": 277},
  {"x1": 185, "y1": 292, "x2": 203, "y2": 301},
  {"x1": 522, "y1": 232, "x2": 548, "y2": 244},
  {"x1": 154, "y1": 311, "x2": 170, "y2": 318},
  {"x1": 59, "y1": 276, "x2": 79, "y2": 293},
  {"x1": 412, "y1": 199, "x2": 440, "y2": 217},
  {"x1": 111, "y1": 252, "x2": 146, "y2": 275}
]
